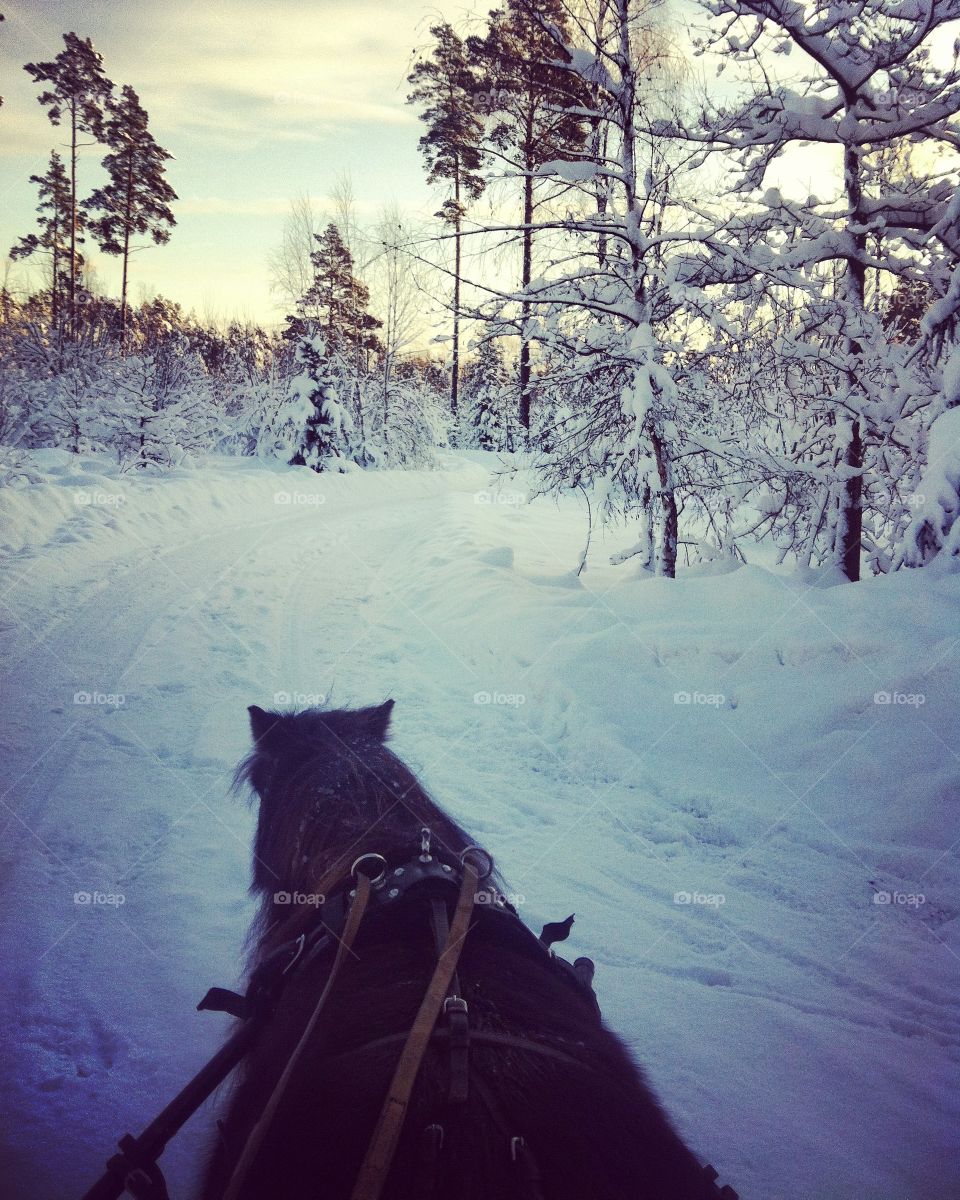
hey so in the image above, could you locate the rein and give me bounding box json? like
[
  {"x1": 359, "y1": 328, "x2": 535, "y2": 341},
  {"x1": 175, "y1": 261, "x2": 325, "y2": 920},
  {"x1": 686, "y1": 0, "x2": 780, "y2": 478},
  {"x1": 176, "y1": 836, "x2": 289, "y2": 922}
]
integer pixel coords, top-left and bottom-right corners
[
  {"x1": 350, "y1": 859, "x2": 479, "y2": 1200},
  {"x1": 79, "y1": 838, "x2": 739, "y2": 1200},
  {"x1": 223, "y1": 869, "x2": 375, "y2": 1200}
]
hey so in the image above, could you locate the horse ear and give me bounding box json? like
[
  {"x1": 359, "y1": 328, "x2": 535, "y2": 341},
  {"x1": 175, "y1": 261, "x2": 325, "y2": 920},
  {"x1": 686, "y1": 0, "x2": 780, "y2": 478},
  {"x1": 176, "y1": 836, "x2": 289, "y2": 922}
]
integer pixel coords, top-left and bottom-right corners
[
  {"x1": 248, "y1": 705, "x2": 278, "y2": 745},
  {"x1": 361, "y1": 698, "x2": 394, "y2": 741}
]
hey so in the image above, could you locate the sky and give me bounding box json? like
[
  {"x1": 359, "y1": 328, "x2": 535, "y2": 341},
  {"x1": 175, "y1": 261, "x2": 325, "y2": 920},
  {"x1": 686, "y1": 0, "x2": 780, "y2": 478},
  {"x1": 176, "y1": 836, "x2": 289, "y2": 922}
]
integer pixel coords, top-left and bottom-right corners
[
  {"x1": 2, "y1": 3, "x2": 957, "y2": 331},
  {"x1": 0, "y1": 0, "x2": 490, "y2": 327}
]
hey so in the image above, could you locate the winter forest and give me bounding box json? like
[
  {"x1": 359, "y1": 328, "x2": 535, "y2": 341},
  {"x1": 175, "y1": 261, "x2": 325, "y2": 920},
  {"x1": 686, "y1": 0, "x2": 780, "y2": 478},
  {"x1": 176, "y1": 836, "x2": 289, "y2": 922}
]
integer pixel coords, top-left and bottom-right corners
[
  {"x1": 2, "y1": 0, "x2": 958, "y2": 579},
  {"x1": 2, "y1": 2, "x2": 960, "y2": 1199}
]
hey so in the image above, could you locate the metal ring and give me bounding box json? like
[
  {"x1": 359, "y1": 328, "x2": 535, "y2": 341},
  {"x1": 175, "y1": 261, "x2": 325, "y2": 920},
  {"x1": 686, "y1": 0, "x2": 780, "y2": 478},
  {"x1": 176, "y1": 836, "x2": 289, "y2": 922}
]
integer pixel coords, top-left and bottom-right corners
[
  {"x1": 460, "y1": 845, "x2": 493, "y2": 881},
  {"x1": 351, "y1": 853, "x2": 388, "y2": 887}
]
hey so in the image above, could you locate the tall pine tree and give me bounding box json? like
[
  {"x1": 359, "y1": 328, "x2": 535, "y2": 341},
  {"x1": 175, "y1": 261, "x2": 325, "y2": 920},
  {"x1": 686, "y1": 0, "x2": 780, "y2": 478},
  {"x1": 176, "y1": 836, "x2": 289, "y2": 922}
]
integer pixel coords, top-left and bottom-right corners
[
  {"x1": 9, "y1": 152, "x2": 73, "y2": 327},
  {"x1": 84, "y1": 84, "x2": 177, "y2": 347},
  {"x1": 470, "y1": 0, "x2": 589, "y2": 432},
  {"x1": 24, "y1": 33, "x2": 113, "y2": 338},
  {"x1": 407, "y1": 23, "x2": 486, "y2": 418}
]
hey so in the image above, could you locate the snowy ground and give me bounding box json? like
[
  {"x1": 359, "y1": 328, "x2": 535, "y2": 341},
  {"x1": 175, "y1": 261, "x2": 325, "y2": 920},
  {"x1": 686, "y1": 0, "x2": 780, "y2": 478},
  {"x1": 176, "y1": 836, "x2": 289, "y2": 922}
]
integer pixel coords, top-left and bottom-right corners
[{"x1": 1, "y1": 450, "x2": 958, "y2": 1200}]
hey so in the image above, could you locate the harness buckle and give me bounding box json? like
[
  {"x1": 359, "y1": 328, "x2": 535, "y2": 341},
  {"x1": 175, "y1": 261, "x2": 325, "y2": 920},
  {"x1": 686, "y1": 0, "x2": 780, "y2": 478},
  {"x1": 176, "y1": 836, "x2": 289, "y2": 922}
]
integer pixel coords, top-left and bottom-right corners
[
  {"x1": 460, "y1": 845, "x2": 493, "y2": 881},
  {"x1": 351, "y1": 853, "x2": 388, "y2": 888},
  {"x1": 444, "y1": 995, "x2": 468, "y2": 1017},
  {"x1": 444, "y1": 996, "x2": 470, "y2": 1104}
]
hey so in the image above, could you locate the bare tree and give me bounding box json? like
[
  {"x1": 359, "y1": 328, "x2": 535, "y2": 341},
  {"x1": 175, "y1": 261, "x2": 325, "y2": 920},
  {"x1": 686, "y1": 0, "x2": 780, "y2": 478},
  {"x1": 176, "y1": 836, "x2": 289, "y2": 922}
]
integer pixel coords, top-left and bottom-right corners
[{"x1": 267, "y1": 193, "x2": 319, "y2": 310}]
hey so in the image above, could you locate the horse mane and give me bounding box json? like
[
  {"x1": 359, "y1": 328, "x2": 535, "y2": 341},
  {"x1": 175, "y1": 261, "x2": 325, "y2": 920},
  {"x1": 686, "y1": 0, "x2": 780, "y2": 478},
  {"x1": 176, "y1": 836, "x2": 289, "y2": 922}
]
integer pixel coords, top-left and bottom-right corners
[{"x1": 234, "y1": 701, "x2": 500, "y2": 961}]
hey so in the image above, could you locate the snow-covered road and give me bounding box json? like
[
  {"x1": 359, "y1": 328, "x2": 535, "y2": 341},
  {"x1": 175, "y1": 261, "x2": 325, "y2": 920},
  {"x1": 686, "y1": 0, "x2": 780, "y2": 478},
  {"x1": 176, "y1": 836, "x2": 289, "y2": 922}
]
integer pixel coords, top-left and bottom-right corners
[{"x1": 1, "y1": 452, "x2": 958, "y2": 1200}]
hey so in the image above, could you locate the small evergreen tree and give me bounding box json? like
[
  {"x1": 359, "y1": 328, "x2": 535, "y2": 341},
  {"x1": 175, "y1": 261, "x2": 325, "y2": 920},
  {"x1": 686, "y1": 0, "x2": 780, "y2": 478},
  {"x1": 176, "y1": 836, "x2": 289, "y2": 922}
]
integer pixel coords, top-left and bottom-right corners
[
  {"x1": 9, "y1": 152, "x2": 73, "y2": 327},
  {"x1": 288, "y1": 327, "x2": 354, "y2": 472},
  {"x1": 461, "y1": 339, "x2": 515, "y2": 450}
]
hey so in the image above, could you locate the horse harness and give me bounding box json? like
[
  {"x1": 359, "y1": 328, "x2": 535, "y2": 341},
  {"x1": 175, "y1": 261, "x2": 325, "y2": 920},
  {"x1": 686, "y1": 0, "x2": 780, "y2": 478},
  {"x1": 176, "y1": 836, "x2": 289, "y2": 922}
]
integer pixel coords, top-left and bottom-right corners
[{"x1": 81, "y1": 834, "x2": 739, "y2": 1200}]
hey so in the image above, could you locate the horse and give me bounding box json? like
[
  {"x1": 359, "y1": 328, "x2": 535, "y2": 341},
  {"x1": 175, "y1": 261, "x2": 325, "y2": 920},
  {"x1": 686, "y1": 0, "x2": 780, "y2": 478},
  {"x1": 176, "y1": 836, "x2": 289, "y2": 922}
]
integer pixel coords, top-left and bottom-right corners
[{"x1": 201, "y1": 699, "x2": 730, "y2": 1200}]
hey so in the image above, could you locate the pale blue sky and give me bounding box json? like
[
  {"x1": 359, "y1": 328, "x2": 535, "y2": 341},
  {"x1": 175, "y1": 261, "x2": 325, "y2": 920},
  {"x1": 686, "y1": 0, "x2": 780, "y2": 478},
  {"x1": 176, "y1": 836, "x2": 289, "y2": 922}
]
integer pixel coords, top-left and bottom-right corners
[{"x1": 0, "y1": 0, "x2": 487, "y2": 325}]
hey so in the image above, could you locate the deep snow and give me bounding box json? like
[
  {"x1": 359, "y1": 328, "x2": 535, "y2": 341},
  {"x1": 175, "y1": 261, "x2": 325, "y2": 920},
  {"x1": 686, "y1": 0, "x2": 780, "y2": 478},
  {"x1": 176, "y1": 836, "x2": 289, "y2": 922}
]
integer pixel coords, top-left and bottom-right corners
[{"x1": 0, "y1": 450, "x2": 957, "y2": 1200}]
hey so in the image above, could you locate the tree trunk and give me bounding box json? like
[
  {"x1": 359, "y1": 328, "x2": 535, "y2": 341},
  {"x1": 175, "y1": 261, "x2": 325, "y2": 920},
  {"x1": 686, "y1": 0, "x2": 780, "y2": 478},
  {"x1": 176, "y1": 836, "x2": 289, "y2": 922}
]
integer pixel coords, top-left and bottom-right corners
[
  {"x1": 120, "y1": 150, "x2": 133, "y2": 349},
  {"x1": 51, "y1": 216, "x2": 60, "y2": 328},
  {"x1": 518, "y1": 168, "x2": 534, "y2": 433},
  {"x1": 69, "y1": 101, "x2": 78, "y2": 340},
  {"x1": 651, "y1": 425, "x2": 677, "y2": 579},
  {"x1": 836, "y1": 135, "x2": 867, "y2": 582},
  {"x1": 838, "y1": 420, "x2": 864, "y2": 582},
  {"x1": 452, "y1": 165, "x2": 462, "y2": 419}
]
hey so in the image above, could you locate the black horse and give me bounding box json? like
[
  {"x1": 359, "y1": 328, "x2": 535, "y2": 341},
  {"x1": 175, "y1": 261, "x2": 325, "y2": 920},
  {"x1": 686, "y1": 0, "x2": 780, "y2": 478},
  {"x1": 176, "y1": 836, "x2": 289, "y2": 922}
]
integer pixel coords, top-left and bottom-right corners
[{"x1": 201, "y1": 700, "x2": 729, "y2": 1200}]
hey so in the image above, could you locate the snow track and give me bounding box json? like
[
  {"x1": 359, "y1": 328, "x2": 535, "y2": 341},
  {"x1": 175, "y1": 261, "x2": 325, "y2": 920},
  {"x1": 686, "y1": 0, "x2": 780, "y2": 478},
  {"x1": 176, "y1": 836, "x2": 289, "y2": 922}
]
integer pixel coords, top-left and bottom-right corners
[{"x1": 1, "y1": 452, "x2": 958, "y2": 1200}]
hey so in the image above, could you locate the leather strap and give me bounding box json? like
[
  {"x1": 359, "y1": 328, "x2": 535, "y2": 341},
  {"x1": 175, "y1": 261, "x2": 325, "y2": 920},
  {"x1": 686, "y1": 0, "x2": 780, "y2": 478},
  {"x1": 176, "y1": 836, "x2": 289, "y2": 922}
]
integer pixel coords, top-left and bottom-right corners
[
  {"x1": 349, "y1": 862, "x2": 479, "y2": 1200},
  {"x1": 223, "y1": 872, "x2": 373, "y2": 1200},
  {"x1": 326, "y1": 1027, "x2": 590, "y2": 1072}
]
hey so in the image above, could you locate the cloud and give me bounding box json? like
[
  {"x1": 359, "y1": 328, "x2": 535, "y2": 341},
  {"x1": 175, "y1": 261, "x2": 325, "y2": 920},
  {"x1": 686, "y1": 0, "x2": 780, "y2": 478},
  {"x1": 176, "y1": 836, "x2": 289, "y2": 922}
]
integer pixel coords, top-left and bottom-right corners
[
  {"x1": 176, "y1": 196, "x2": 295, "y2": 216},
  {"x1": 106, "y1": 0, "x2": 422, "y2": 144}
]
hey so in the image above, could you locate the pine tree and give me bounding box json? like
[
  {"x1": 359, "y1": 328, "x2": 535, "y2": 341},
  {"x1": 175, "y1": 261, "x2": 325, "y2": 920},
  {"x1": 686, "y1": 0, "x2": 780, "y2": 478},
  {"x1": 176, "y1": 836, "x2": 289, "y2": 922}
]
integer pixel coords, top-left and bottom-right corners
[
  {"x1": 470, "y1": 0, "x2": 589, "y2": 433},
  {"x1": 407, "y1": 23, "x2": 486, "y2": 418},
  {"x1": 84, "y1": 84, "x2": 177, "y2": 347},
  {"x1": 24, "y1": 33, "x2": 113, "y2": 338},
  {"x1": 299, "y1": 223, "x2": 381, "y2": 355},
  {"x1": 9, "y1": 151, "x2": 73, "y2": 327},
  {"x1": 461, "y1": 339, "x2": 514, "y2": 450},
  {"x1": 288, "y1": 327, "x2": 355, "y2": 472}
]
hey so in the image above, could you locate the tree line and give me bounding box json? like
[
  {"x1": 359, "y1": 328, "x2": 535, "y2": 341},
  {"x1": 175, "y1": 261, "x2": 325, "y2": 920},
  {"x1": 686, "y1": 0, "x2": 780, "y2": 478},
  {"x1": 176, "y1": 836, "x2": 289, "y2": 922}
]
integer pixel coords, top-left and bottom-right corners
[{"x1": 2, "y1": 1, "x2": 959, "y2": 581}]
